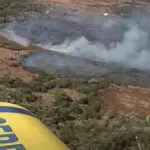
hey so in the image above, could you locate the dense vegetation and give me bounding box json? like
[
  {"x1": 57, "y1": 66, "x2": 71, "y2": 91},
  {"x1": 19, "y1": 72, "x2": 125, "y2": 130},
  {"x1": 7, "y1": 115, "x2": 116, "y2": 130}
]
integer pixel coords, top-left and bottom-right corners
[
  {"x1": 112, "y1": 5, "x2": 132, "y2": 17},
  {"x1": 0, "y1": 74, "x2": 150, "y2": 150},
  {"x1": 0, "y1": 0, "x2": 40, "y2": 23}
]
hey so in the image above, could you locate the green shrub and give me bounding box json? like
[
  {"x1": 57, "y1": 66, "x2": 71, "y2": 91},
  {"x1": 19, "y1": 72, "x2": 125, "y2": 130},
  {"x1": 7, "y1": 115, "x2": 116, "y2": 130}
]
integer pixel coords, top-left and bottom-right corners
[
  {"x1": 0, "y1": 76, "x2": 26, "y2": 88},
  {"x1": 0, "y1": 75, "x2": 150, "y2": 150},
  {"x1": 0, "y1": 0, "x2": 33, "y2": 17},
  {"x1": 56, "y1": 79, "x2": 73, "y2": 88},
  {"x1": 112, "y1": 6, "x2": 132, "y2": 17},
  {"x1": 54, "y1": 89, "x2": 72, "y2": 105}
]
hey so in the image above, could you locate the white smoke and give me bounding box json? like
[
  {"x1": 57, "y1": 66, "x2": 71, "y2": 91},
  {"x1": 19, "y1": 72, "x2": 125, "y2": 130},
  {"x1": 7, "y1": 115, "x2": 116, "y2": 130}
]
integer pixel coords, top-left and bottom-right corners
[
  {"x1": 3, "y1": 13, "x2": 150, "y2": 72},
  {"x1": 38, "y1": 24, "x2": 150, "y2": 71},
  {"x1": 3, "y1": 29, "x2": 30, "y2": 47}
]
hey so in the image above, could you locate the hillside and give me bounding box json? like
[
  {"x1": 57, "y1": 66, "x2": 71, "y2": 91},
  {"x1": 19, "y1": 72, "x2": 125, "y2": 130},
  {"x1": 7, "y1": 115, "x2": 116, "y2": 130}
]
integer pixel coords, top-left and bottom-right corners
[{"x1": 1, "y1": 0, "x2": 150, "y2": 150}]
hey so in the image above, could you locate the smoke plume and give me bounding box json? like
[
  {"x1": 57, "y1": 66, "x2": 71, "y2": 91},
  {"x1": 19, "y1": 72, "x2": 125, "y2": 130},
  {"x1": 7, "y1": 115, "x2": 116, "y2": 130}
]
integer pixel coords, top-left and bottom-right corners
[
  {"x1": 3, "y1": 28, "x2": 30, "y2": 46},
  {"x1": 3, "y1": 11, "x2": 150, "y2": 72},
  {"x1": 43, "y1": 24, "x2": 149, "y2": 70}
]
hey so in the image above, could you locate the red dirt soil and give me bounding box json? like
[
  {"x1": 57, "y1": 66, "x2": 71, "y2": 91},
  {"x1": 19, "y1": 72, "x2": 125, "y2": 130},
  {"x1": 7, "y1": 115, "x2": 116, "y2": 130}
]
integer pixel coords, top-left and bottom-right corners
[
  {"x1": 34, "y1": 0, "x2": 116, "y2": 13},
  {"x1": 100, "y1": 85, "x2": 150, "y2": 115},
  {"x1": 0, "y1": 34, "x2": 39, "y2": 82},
  {"x1": 34, "y1": 0, "x2": 150, "y2": 13}
]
